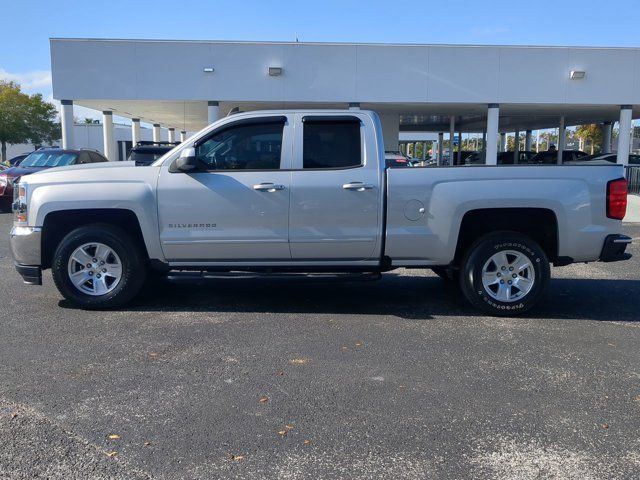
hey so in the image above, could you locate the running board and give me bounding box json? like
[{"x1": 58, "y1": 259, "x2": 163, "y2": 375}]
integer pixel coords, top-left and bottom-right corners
[{"x1": 165, "y1": 271, "x2": 383, "y2": 282}]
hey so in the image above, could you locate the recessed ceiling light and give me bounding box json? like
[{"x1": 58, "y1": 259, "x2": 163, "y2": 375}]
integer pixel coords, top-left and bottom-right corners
[
  {"x1": 268, "y1": 67, "x2": 283, "y2": 76},
  {"x1": 203, "y1": 67, "x2": 214, "y2": 73},
  {"x1": 570, "y1": 70, "x2": 586, "y2": 79}
]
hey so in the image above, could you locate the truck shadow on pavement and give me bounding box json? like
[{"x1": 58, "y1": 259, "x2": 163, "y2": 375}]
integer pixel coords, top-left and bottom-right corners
[{"x1": 59, "y1": 274, "x2": 640, "y2": 322}]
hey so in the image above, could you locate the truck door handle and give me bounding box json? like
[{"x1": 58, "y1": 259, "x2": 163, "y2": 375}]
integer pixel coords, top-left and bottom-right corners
[
  {"x1": 253, "y1": 183, "x2": 285, "y2": 192},
  {"x1": 342, "y1": 182, "x2": 374, "y2": 191}
]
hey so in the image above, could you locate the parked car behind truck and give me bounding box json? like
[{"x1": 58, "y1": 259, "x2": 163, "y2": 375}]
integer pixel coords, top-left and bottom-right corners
[
  {"x1": 0, "y1": 148, "x2": 108, "y2": 211},
  {"x1": 128, "y1": 141, "x2": 180, "y2": 166},
  {"x1": 10, "y1": 110, "x2": 631, "y2": 316}
]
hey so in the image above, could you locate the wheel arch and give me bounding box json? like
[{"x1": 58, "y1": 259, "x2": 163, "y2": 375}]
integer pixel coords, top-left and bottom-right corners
[
  {"x1": 41, "y1": 209, "x2": 149, "y2": 269},
  {"x1": 453, "y1": 208, "x2": 560, "y2": 266}
]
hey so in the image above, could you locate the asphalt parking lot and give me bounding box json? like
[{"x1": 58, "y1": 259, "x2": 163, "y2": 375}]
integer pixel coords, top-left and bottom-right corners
[{"x1": 1, "y1": 212, "x2": 640, "y2": 479}]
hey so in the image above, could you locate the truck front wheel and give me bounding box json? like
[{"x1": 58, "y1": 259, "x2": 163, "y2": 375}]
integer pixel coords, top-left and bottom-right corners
[
  {"x1": 52, "y1": 224, "x2": 147, "y2": 309},
  {"x1": 459, "y1": 232, "x2": 550, "y2": 316}
]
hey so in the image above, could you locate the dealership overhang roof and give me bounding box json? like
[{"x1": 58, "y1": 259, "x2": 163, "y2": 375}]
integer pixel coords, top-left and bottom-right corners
[{"x1": 52, "y1": 39, "x2": 640, "y2": 132}]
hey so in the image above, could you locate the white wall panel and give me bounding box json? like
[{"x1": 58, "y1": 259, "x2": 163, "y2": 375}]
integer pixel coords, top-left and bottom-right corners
[
  {"x1": 355, "y1": 45, "x2": 428, "y2": 102},
  {"x1": 282, "y1": 44, "x2": 356, "y2": 102},
  {"x1": 51, "y1": 40, "x2": 137, "y2": 100},
  {"x1": 497, "y1": 47, "x2": 568, "y2": 103},
  {"x1": 134, "y1": 42, "x2": 214, "y2": 100},
  {"x1": 208, "y1": 43, "x2": 285, "y2": 101},
  {"x1": 566, "y1": 48, "x2": 636, "y2": 104},
  {"x1": 427, "y1": 46, "x2": 500, "y2": 103}
]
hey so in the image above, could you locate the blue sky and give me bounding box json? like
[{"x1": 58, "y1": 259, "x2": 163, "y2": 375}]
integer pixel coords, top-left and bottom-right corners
[{"x1": 1, "y1": 0, "x2": 638, "y2": 117}]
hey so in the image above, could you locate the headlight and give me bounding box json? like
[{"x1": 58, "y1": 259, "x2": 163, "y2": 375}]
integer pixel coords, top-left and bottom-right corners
[{"x1": 12, "y1": 181, "x2": 27, "y2": 224}]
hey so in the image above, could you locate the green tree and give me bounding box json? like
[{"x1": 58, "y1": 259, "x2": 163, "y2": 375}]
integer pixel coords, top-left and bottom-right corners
[
  {"x1": 0, "y1": 81, "x2": 60, "y2": 162},
  {"x1": 575, "y1": 124, "x2": 603, "y2": 154}
]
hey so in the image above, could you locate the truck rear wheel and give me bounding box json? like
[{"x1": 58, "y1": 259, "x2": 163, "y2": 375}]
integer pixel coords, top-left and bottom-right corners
[
  {"x1": 52, "y1": 224, "x2": 147, "y2": 309},
  {"x1": 459, "y1": 232, "x2": 550, "y2": 316}
]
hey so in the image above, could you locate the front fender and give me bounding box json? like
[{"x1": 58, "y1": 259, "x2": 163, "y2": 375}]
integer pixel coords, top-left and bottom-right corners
[{"x1": 29, "y1": 180, "x2": 164, "y2": 261}]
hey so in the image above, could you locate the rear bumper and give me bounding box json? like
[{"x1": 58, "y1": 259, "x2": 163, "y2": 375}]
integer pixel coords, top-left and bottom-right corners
[{"x1": 600, "y1": 234, "x2": 632, "y2": 262}]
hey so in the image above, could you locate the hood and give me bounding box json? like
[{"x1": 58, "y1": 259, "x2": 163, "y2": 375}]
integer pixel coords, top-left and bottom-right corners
[
  {"x1": 19, "y1": 161, "x2": 159, "y2": 190},
  {"x1": 1, "y1": 165, "x2": 49, "y2": 178},
  {"x1": 31, "y1": 161, "x2": 137, "y2": 176}
]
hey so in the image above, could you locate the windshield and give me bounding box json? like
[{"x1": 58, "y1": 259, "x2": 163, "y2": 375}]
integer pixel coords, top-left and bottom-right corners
[{"x1": 20, "y1": 152, "x2": 78, "y2": 168}]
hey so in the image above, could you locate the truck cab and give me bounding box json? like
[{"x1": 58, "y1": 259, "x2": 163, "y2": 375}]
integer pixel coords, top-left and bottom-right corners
[{"x1": 158, "y1": 111, "x2": 384, "y2": 266}]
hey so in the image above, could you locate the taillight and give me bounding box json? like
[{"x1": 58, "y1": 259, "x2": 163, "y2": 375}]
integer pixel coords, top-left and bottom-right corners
[{"x1": 607, "y1": 178, "x2": 627, "y2": 220}]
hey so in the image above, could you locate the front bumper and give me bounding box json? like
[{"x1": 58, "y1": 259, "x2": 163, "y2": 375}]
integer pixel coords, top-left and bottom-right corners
[
  {"x1": 15, "y1": 263, "x2": 42, "y2": 285},
  {"x1": 600, "y1": 234, "x2": 632, "y2": 262},
  {"x1": 10, "y1": 226, "x2": 43, "y2": 285}
]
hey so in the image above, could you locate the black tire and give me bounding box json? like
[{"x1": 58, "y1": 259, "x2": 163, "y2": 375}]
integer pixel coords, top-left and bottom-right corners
[
  {"x1": 0, "y1": 198, "x2": 11, "y2": 213},
  {"x1": 431, "y1": 266, "x2": 459, "y2": 282},
  {"x1": 459, "y1": 231, "x2": 550, "y2": 316},
  {"x1": 52, "y1": 224, "x2": 147, "y2": 309}
]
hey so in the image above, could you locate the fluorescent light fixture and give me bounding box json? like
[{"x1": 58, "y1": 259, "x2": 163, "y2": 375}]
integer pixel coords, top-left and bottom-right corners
[
  {"x1": 570, "y1": 70, "x2": 585, "y2": 79},
  {"x1": 268, "y1": 67, "x2": 283, "y2": 76},
  {"x1": 203, "y1": 67, "x2": 214, "y2": 73}
]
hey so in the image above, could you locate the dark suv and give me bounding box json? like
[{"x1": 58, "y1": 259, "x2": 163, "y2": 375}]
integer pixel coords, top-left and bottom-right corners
[
  {"x1": 528, "y1": 150, "x2": 588, "y2": 164},
  {"x1": 465, "y1": 151, "x2": 536, "y2": 165},
  {"x1": 128, "y1": 141, "x2": 179, "y2": 166},
  {"x1": 0, "y1": 148, "x2": 107, "y2": 211}
]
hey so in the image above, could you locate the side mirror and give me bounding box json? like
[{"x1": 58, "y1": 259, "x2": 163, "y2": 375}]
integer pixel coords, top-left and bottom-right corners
[{"x1": 173, "y1": 147, "x2": 201, "y2": 173}]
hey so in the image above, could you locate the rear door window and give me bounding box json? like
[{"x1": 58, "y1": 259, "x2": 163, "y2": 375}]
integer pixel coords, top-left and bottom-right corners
[{"x1": 302, "y1": 118, "x2": 362, "y2": 169}]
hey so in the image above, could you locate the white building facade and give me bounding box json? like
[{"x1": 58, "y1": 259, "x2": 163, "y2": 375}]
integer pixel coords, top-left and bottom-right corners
[{"x1": 50, "y1": 39, "x2": 640, "y2": 165}]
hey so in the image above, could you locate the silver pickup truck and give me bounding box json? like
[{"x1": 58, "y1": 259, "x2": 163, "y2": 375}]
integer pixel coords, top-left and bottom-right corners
[{"x1": 10, "y1": 110, "x2": 631, "y2": 315}]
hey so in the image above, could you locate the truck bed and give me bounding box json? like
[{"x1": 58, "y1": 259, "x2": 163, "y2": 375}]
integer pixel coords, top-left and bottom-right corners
[{"x1": 384, "y1": 164, "x2": 625, "y2": 266}]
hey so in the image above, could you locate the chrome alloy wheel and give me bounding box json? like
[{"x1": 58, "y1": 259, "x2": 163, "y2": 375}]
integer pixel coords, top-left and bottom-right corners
[
  {"x1": 481, "y1": 249, "x2": 535, "y2": 302},
  {"x1": 67, "y1": 243, "x2": 123, "y2": 296}
]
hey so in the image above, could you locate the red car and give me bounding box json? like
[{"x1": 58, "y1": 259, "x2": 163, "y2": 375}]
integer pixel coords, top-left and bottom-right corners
[{"x1": 0, "y1": 148, "x2": 108, "y2": 211}]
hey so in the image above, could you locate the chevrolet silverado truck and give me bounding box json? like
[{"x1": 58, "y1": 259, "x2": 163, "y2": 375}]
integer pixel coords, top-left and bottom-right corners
[{"x1": 10, "y1": 110, "x2": 632, "y2": 315}]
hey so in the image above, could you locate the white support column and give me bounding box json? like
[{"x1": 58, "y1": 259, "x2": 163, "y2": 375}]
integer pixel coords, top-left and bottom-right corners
[
  {"x1": 438, "y1": 132, "x2": 444, "y2": 165},
  {"x1": 602, "y1": 121, "x2": 613, "y2": 154},
  {"x1": 557, "y1": 116, "x2": 566, "y2": 165},
  {"x1": 131, "y1": 118, "x2": 141, "y2": 146},
  {"x1": 348, "y1": 102, "x2": 360, "y2": 111},
  {"x1": 208, "y1": 101, "x2": 220, "y2": 125},
  {"x1": 168, "y1": 128, "x2": 175, "y2": 143},
  {"x1": 449, "y1": 117, "x2": 455, "y2": 164},
  {"x1": 60, "y1": 100, "x2": 75, "y2": 149},
  {"x1": 525, "y1": 130, "x2": 532, "y2": 151},
  {"x1": 536, "y1": 130, "x2": 540, "y2": 152},
  {"x1": 514, "y1": 129, "x2": 520, "y2": 164},
  {"x1": 102, "y1": 110, "x2": 115, "y2": 161},
  {"x1": 180, "y1": 130, "x2": 187, "y2": 142},
  {"x1": 499, "y1": 132, "x2": 506, "y2": 152},
  {"x1": 422, "y1": 142, "x2": 427, "y2": 161},
  {"x1": 153, "y1": 124, "x2": 161, "y2": 142},
  {"x1": 617, "y1": 105, "x2": 633, "y2": 165},
  {"x1": 486, "y1": 104, "x2": 500, "y2": 166}
]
